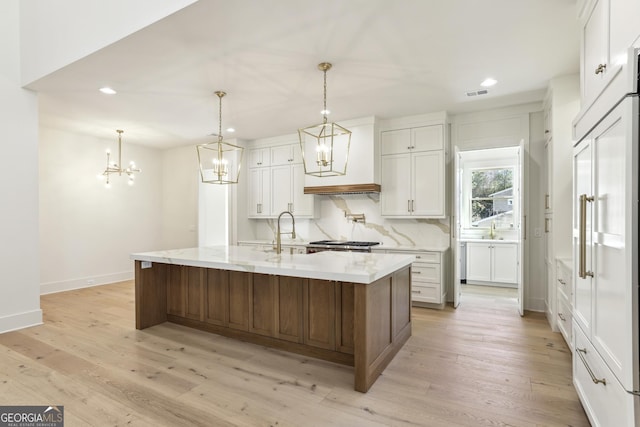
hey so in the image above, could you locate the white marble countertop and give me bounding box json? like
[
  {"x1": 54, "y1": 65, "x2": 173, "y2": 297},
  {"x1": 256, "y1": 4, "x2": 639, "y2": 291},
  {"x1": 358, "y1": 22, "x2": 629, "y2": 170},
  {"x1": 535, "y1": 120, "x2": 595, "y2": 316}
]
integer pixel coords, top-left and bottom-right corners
[{"x1": 131, "y1": 245, "x2": 414, "y2": 284}]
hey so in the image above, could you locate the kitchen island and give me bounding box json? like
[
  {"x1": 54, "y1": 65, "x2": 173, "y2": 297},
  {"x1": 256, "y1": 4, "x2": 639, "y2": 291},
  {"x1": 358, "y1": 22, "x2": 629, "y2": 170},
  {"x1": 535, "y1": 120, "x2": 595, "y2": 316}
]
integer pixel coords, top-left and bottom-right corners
[{"x1": 131, "y1": 246, "x2": 414, "y2": 392}]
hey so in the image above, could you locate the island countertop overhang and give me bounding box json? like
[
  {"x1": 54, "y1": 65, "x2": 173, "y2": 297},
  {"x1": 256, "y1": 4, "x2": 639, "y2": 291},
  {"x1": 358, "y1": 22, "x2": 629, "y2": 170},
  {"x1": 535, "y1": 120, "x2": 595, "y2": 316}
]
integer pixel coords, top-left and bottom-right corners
[{"x1": 130, "y1": 245, "x2": 415, "y2": 284}]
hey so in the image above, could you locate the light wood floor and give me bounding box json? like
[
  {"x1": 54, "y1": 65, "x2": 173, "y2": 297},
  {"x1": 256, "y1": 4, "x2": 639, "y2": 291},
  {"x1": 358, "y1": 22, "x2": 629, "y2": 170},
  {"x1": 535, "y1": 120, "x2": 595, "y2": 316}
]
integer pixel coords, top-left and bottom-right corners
[{"x1": 0, "y1": 281, "x2": 589, "y2": 426}]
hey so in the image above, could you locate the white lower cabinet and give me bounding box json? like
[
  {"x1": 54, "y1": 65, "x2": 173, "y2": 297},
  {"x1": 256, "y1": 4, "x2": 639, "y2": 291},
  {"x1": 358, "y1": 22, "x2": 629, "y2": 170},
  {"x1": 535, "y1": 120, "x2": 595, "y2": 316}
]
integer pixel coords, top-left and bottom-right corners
[
  {"x1": 555, "y1": 258, "x2": 573, "y2": 350},
  {"x1": 573, "y1": 322, "x2": 636, "y2": 427},
  {"x1": 466, "y1": 242, "x2": 518, "y2": 284},
  {"x1": 385, "y1": 249, "x2": 447, "y2": 307}
]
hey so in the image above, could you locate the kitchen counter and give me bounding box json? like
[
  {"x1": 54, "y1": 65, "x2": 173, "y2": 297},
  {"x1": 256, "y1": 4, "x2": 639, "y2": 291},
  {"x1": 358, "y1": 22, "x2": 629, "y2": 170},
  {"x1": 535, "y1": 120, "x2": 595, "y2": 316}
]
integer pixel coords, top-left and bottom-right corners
[
  {"x1": 131, "y1": 245, "x2": 413, "y2": 392},
  {"x1": 131, "y1": 245, "x2": 414, "y2": 284}
]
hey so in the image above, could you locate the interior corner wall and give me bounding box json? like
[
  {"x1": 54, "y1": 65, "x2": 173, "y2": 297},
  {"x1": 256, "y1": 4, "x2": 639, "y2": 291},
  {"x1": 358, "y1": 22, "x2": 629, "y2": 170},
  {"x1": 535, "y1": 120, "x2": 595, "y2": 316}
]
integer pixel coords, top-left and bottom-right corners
[
  {"x1": 39, "y1": 127, "x2": 164, "y2": 294},
  {"x1": 160, "y1": 145, "x2": 199, "y2": 250},
  {"x1": 0, "y1": 0, "x2": 42, "y2": 333},
  {"x1": 19, "y1": 0, "x2": 198, "y2": 85}
]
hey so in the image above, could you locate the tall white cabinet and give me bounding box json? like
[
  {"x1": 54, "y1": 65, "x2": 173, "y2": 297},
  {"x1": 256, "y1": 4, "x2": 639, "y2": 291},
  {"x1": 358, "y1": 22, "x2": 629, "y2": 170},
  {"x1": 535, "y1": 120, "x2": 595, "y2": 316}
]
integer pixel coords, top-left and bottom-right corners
[
  {"x1": 570, "y1": 0, "x2": 640, "y2": 423},
  {"x1": 380, "y1": 113, "x2": 448, "y2": 218}
]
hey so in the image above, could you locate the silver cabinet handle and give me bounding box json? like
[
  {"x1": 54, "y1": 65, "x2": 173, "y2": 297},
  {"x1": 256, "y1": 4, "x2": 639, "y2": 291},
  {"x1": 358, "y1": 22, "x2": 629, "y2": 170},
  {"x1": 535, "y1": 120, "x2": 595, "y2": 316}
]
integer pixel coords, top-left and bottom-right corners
[
  {"x1": 408, "y1": 200, "x2": 411, "y2": 212},
  {"x1": 257, "y1": 203, "x2": 262, "y2": 214},
  {"x1": 595, "y1": 63, "x2": 607, "y2": 75},
  {"x1": 576, "y1": 347, "x2": 606, "y2": 385},
  {"x1": 579, "y1": 194, "x2": 595, "y2": 279},
  {"x1": 415, "y1": 255, "x2": 421, "y2": 259},
  {"x1": 413, "y1": 271, "x2": 421, "y2": 274},
  {"x1": 558, "y1": 313, "x2": 566, "y2": 321},
  {"x1": 411, "y1": 290, "x2": 421, "y2": 294},
  {"x1": 558, "y1": 278, "x2": 566, "y2": 285}
]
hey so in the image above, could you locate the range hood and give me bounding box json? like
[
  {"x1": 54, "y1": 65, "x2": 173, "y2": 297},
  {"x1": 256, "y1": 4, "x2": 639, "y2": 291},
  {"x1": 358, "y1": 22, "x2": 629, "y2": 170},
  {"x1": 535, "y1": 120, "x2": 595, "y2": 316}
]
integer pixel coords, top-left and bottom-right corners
[{"x1": 304, "y1": 183, "x2": 381, "y2": 195}]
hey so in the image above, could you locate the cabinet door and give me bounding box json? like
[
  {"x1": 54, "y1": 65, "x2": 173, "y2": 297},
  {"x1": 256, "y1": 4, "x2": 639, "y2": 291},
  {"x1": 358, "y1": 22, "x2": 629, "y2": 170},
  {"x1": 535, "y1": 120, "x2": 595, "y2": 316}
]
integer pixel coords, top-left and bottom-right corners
[
  {"x1": 591, "y1": 101, "x2": 633, "y2": 389},
  {"x1": 270, "y1": 144, "x2": 295, "y2": 166},
  {"x1": 248, "y1": 168, "x2": 271, "y2": 217},
  {"x1": 380, "y1": 153, "x2": 412, "y2": 216},
  {"x1": 466, "y1": 243, "x2": 492, "y2": 282},
  {"x1": 185, "y1": 267, "x2": 204, "y2": 320},
  {"x1": 204, "y1": 268, "x2": 228, "y2": 326},
  {"x1": 573, "y1": 139, "x2": 593, "y2": 336},
  {"x1": 248, "y1": 147, "x2": 270, "y2": 168},
  {"x1": 228, "y1": 271, "x2": 250, "y2": 331},
  {"x1": 412, "y1": 150, "x2": 444, "y2": 217},
  {"x1": 277, "y1": 276, "x2": 304, "y2": 343},
  {"x1": 380, "y1": 128, "x2": 410, "y2": 155},
  {"x1": 291, "y1": 163, "x2": 314, "y2": 217},
  {"x1": 303, "y1": 279, "x2": 336, "y2": 350},
  {"x1": 412, "y1": 125, "x2": 443, "y2": 152},
  {"x1": 271, "y1": 165, "x2": 291, "y2": 214},
  {"x1": 249, "y1": 274, "x2": 277, "y2": 337},
  {"x1": 582, "y1": 0, "x2": 609, "y2": 103},
  {"x1": 492, "y1": 244, "x2": 518, "y2": 284}
]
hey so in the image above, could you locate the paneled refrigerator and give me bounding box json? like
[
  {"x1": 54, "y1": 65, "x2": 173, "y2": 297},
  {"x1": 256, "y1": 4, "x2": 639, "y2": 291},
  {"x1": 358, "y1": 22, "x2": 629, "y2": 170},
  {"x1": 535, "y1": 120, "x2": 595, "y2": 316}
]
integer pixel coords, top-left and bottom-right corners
[{"x1": 571, "y1": 49, "x2": 639, "y2": 425}]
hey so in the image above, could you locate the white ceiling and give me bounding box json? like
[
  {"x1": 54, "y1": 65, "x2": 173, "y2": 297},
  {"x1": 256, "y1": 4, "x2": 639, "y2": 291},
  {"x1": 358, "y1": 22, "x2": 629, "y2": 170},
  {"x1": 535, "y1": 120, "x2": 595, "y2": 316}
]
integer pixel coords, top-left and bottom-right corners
[{"x1": 28, "y1": 0, "x2": 580, "y2": 149}]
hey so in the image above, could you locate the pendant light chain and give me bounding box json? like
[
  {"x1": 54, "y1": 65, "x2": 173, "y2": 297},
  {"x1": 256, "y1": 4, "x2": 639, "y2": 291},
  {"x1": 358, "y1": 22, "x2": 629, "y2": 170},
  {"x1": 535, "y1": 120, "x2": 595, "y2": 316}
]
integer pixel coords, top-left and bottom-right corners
[{"x1": 323, "y1": 67, "x2": 328, "y2": 124}]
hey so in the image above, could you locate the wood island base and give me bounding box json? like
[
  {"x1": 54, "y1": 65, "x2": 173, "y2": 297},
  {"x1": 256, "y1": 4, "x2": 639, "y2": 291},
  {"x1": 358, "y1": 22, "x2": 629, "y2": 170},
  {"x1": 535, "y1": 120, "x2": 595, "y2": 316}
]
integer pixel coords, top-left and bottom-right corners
[{"x1": 134, "y1": 261, "x2": 412, "y2": 392}]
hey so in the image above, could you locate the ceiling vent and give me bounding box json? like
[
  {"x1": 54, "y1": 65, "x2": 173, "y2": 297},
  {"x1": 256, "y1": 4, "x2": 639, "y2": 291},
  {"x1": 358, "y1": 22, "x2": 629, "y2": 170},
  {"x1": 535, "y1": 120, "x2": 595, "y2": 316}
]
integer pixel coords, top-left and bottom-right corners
[{"x1": 466, "y1": 89, "x2": 489, "y2": 97}]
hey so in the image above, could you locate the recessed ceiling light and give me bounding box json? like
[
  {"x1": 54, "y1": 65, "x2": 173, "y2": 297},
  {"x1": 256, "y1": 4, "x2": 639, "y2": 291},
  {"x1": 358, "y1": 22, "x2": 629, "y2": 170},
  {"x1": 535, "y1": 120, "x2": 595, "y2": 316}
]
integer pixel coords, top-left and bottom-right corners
[
  {"x1": 226, "y1": 127, "x2": 235, "y2": 133},
  {"x1": 99, "y1": 87, "x2": 117, "y2": 95},
  {"x1": 480, "y1": 78, "x2": 497, "y2": 87}
]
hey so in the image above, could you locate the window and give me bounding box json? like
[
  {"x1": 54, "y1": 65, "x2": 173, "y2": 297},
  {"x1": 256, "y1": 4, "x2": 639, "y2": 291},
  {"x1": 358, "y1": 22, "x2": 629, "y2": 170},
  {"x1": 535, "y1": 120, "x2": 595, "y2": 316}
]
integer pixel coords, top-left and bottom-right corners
[{"x1": 470, "y1": 168, "x2": 514, "y2": 228}]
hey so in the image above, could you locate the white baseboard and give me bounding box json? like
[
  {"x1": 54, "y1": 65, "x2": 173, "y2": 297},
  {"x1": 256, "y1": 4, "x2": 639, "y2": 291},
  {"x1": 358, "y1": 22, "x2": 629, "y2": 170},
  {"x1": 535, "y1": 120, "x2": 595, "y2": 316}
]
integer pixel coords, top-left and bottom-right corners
[
  {"x1": 40, "y1": 271, "x2": 133, "y2": 295},
  {"x1": 0, "y1": 309, "x2": 43, "y2": 334}
]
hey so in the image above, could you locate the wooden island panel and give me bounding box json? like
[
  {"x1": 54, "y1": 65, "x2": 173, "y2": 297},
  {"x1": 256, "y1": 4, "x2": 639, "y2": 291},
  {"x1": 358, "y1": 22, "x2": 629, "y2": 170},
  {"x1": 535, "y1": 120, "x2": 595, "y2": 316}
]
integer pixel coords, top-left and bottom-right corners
[{"x1": 135, "y1": 261, "x2": 411, "y2": 392}]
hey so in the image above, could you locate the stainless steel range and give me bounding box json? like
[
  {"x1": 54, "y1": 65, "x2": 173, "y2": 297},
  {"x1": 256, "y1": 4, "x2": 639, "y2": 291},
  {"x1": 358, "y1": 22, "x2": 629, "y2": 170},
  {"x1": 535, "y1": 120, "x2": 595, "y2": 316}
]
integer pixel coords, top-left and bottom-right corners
[{"x1": 305, "y1": 240, "x2": 381, "y2": 254}]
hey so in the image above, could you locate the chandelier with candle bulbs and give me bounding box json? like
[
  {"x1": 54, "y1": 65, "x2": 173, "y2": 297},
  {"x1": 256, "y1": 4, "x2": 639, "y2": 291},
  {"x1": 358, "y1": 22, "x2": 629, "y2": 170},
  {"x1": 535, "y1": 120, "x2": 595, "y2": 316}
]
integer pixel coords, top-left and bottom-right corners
[{"x1": 97, "y1": 129, "x2": 140, "y2": 188}]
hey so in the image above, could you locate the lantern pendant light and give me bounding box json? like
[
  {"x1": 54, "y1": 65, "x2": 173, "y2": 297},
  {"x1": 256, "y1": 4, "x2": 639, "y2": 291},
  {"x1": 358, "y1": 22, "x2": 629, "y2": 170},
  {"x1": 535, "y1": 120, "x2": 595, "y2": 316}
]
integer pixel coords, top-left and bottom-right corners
[
  {"x1": 197, "y1": 91, "x2": 244, "y2": 184},
  {"x1": 298, "y1": 62, "x2": 351, "y2": 177}
]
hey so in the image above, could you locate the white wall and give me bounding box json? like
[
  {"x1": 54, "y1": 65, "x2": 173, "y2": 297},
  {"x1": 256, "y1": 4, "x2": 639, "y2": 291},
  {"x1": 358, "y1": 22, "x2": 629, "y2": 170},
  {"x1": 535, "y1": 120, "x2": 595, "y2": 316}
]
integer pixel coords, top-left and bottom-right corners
[
  {"x1": 0, "y1": 0, "x2": 42, "y2": 332},
  {"x1": 160, "y1": 145, "x2": 199, "y2": 250},
  {"x1": 19, "y1": 0, "x2": 197, "y2": 85},
  {"x1": 39, "y1": 128, "x2": 164, "y2": 294}
]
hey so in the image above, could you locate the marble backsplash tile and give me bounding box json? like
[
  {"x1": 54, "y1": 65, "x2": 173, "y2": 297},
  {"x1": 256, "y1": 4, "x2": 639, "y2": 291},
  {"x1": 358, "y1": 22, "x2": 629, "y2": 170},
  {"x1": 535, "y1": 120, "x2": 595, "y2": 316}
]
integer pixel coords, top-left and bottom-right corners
[{"x1": 250, "y1": 194, "x2": 450, "y2": 249}]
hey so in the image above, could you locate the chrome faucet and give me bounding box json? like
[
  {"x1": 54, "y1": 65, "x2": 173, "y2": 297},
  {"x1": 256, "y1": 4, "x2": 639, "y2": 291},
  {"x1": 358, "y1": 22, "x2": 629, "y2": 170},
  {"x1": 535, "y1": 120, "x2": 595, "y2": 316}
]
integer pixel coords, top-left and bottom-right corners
[
  {"x1": 490, "y1": 220, "x2": 496, "y2": 239},
  {"x1": 276, "y1": 211, "x2": 296, "y2": 254}
]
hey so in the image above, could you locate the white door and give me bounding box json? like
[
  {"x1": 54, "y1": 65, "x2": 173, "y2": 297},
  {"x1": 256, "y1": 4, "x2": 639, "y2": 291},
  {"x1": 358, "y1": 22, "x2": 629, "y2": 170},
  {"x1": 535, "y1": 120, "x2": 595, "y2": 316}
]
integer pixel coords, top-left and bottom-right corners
[
  {"x1": 517, "y1": 141, "x2": 525, "y2": 316},
  {"x1": 452, "y1": 146, "x2": 462, "y2": 308}
]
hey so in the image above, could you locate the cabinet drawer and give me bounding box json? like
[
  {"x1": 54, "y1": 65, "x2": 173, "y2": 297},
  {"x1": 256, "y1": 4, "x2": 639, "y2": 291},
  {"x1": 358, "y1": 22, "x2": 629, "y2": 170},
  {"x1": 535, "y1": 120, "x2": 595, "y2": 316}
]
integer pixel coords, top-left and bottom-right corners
[
  {"x1": 413, "y1": 252, "x2": 439, "y2": 263},
  {"x1": 411, "y1": 284, "x2": 440, "y2": 304},
  {"x1": 556, "y1": 294, "x2": 572, "y2": 349},
  {"x1": 412, "y1": 264, "x2": 440, "y2": 283},
  {"x1": 573, "y1": 322, "x2": 635, "y2": 427},
  {"x1": 556, "y1": 259, "x2": 572, "y2": 301}
]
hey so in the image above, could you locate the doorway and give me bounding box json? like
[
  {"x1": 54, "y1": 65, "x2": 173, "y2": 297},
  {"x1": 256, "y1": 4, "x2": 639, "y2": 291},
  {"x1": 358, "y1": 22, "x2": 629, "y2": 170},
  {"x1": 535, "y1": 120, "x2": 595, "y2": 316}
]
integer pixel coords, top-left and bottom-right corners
[{"x1": 452, "y1": 144, "x2": 525, "y2": 315}]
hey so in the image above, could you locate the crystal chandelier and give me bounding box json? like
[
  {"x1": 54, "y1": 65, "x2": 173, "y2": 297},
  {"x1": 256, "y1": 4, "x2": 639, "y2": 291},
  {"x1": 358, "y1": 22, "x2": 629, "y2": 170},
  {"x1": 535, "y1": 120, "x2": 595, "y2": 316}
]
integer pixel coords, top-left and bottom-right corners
[
  {"x1": 298, "y1": 62, "x2": 351, "y2": 177},
  {"x1": 197, "y1": 91, "x2": 244, "y2": 184},
  {"x1": 97, "y1": 129, "x2": 140, "y2": 188}
]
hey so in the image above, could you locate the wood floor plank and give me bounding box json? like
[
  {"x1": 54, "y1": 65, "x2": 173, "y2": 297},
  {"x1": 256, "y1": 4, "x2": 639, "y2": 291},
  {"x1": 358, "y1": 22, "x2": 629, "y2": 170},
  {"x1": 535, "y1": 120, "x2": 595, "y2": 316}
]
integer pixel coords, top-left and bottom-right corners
[{"x1": 0, "y1": 281, "x2": 589, "y2": 426}]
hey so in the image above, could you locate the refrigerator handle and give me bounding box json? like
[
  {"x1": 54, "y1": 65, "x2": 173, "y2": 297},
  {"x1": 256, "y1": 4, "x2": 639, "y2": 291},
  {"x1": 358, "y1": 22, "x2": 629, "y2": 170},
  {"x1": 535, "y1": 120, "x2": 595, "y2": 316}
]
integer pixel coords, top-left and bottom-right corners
[{"x1": 579, "y1": 194, "x2": 595, "y2": 279}]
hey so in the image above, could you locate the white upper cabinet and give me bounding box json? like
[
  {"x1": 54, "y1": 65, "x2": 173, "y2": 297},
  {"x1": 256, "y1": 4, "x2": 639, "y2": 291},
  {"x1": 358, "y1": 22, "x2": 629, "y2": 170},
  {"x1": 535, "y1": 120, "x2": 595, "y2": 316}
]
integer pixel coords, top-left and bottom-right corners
[
  {"x1": 380, "y1": 118, "x2": 448, "y2": 218},
  {"x1": 575, "y1": 0, "x2": 640, "y2": 137},
  {"x1": 248, "y1": 147, "x2": 271, "y2": 168},
  {"x1": 247, "y1": 138, "x2": 314, "y2": 219}
]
